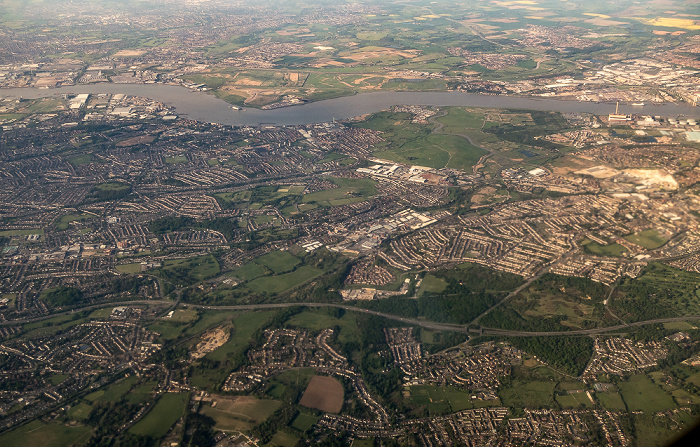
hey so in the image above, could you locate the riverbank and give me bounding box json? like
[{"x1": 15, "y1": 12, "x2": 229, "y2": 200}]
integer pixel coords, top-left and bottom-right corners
[{"x1": 2, "y1": 84, "x2": 698, "y2": 126}]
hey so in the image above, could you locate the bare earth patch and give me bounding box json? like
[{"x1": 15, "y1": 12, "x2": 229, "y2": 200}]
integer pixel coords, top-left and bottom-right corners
[
  {"x1": 113, "y1": 49, "x2": 148, "y2": 57},
  {"x1": 299, "y1": 375, "x2": 344, "y2": 413},
  {"x1": 191, "y1": 325, "x2": 230, "y2": 360}
]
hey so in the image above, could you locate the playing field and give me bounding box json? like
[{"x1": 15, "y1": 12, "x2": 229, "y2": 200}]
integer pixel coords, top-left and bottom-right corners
[
  {"x1": 201, "y1": 395, "x2": 282, "y2": 431},
  {"x1": 299, "y1": 375, "x2": 344, "y2": 413},
  {"x1": 624, "y1": 229, "x2": 668, "y2": 250}
]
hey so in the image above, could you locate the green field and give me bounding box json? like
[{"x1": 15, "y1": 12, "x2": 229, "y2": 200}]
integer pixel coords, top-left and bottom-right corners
[
  {"x1": 165, "y1": 155, "x2": 188, "y2": 164},
  {"x1": 417, "y1": 274, "x2": 447, "y2": 297},
  {"x1": 256, "y1": 250, "x2": 301, "y2": 274},
  {"x1": 129, "y1": 392, "x2": 189, "y2": 438},
  {"x1": 272, "y1": 368, "x2": 316, "y2": 389},
  {"x1": 147, "y1": 320, "x2": 188, "y2": 340},
  {"x1": 158, "y1": 254, "x2": 220, "y2": 285},
  {"x1": 68, "y1": 154, "x2": 93, "y2": 165},
  {"x1": 168, "y1": 309, "x2": 198, "y2": 322},
  {"x1": 581, "y1": 239, "x2": 627, "y2": 257},
  {"x1": 624, "y1": 229, "x2": 668, "y2": 250},
  {"x1": 184, "y1": 310, "x2": 233, "y2": 336},
  {"x1": 301, "y1": 177, "x2": 377, "y2": 206},
  {"x1": 48, "y1": 373, "x2": 69, "y2": 385},
  {"x1": 619, "y1": 375, "x2": 676, "y2": 412},
  {"x1": 0, "y1": 420, "x2": 92, "y2": 447},
  {"x1": 317, "y1": 152, "x2": 347, "y2": 163},
  {"x1": 635, "y1": 413, "x2": 696, "y2": 447},
  {"x1": 373, "y1": 133, "x2": 485, "y2": 170},
  {"x1": 290, "y1": 412, "x2": 320, "y2": 432},
  {"x1": 201, "y1": 396, "x2": 281, "y2": 432},
  {"x1": 267, "y1": 383, "x2": 286, "y2": 399},
  {"x1": 686, "y1": 371, "x2": 700, "y2": 388},
  {"x1": 409, "y1": 385, "x2": 477, "y2": 415},
  {"x1": 356, "y1": 110, "x2": 486, "y2": 170},
  {"x1": 116, "y1": 262, "x2": 142, "y2": 273},
  {"x1": 254, "y1": 214, "x2": 275, "y2": 224},
  {"x1": 499, "y1": 381, "x2": 556, "y2": 408},
  {"x1": 67, "y1": 402, "x2": 93, "y2": 421},
  {"x1": 595, "y1": 392, "x2": 627, "y2": 411},
  {"x1": 555, "y1": 391, "x2": 594, "y2": 408},
  {"x1": 265, "y1": 431, "x2": 299, "y2": 447},
  {"x1": 22, "y1": 313, "x2": 77, "y2": 331},
  {"x1": 232, "y1": 261, "x2": 269, "y2": 281},
  {"x1": 0, "y1": 113, "x2": 27, "y2": 121},
  {"x1": 87, "y1": 308, "x2": 113, "y2": 319},
  {"x1": 56, "y1": 213, "x2": 95, "y2": 230},
  {"x1": 663, "y1": 321, "x2": 697, "y2": 331},
  {"x1": 125, "y1": 381, "x2": 158, "y2": 404},
  {"x1": 436, "y1": 108, "x2": 485, "y2": 132},
  {"x1": 246, "y1": 266, "x2": 323, "y2": 294},
  {"x1": 85, "y1": 376, "x2": 138, "y2": 403},
  {"x1": 95, "y1": 181, "x2": 131, "y2": 192}
]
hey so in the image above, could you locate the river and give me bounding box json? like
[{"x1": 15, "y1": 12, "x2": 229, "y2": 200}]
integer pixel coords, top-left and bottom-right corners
[{"x1": 2, "y1": 84, "x2": 698, "y2": 126}]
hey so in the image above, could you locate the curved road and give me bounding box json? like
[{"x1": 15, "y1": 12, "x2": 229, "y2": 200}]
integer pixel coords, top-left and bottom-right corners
[{"x1": 4, "y1": 299, "x2": 699, "y2": 338}]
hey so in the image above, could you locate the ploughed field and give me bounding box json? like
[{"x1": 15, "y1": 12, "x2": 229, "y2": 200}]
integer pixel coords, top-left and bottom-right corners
[{"x1": 298, "y1": 375, "x2": 344, "y2": 413}]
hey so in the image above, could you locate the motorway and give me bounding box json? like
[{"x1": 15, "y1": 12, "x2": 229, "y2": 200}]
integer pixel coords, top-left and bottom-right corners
[{"x1": 4, "y1": 299, "x2": 699, "y2": 338}]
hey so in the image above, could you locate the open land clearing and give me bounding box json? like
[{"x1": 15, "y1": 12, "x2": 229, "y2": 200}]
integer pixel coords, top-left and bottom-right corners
[
  {"x1": 191, "y1": 324, "x2": 231, "y2": 360},
  {"x1": 129, "y1": 392, "x2": 189, "y2": 438},
  {"x1": 299, "y1": 375, "x2": 344, "y2": 413},
  {"x1": 0, "y1": 420, "x2": 92, "y2": 447},
  {"x1": 201, "y1": 395, "x2": 282, "y2": 431}
]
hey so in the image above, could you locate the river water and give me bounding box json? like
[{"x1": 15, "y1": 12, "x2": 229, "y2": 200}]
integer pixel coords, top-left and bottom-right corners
[{"x1": 2, "y1": 84, "x2": 698, "y2": 126}]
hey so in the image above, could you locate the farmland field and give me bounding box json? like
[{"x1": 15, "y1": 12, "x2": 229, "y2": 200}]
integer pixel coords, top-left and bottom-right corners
[
  {"x1": 129, "y1": 392, "x2": 189, "y2": 438},
  {"x1": 619, "y1": 375, "x2": 675, "y2": 412},
  {"x1": 299, "y1": 375, "x2": 344, "y2": 413}
]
